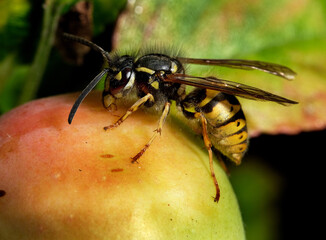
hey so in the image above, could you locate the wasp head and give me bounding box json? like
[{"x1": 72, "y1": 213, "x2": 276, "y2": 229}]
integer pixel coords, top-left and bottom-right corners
[{"x1": 102, "y1": 55, "x2": 136, "y2": 111}]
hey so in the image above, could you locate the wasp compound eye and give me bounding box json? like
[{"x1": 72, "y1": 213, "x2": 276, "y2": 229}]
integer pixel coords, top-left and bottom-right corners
[{"x1": 110, "y1": 67, "x2": 135, "y2": 97}]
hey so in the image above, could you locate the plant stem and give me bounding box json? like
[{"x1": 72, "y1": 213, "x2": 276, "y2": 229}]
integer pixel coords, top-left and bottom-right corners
[{"x1": 18, "y1": 0, "x2": 66, "y2": 104}]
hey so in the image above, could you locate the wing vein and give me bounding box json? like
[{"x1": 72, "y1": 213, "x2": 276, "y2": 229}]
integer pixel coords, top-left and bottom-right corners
[{"x1": 165, "y1": 73, "x2": 298, "y2": 105}]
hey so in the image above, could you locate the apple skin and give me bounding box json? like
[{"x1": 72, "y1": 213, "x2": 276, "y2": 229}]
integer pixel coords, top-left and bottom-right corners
[{"x1": 0, "y1": 91, "x2": 245, "y2": 240}]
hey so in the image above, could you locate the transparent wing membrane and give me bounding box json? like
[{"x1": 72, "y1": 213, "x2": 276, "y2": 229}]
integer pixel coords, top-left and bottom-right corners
[
  {"x1": 177, "y1": 57, "x2": 296, "y2": 80},
  {"x1": 165, "y1": 73, "x2": 298, "y2": 105}
]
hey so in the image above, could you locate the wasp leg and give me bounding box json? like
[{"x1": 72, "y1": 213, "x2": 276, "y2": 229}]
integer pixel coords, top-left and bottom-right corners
[
  {"x1": 131, "y1": 102, "x2": 171, "y2": 163},
  {"x1": 103, "y1": 93, "x2": 154, "y2": 130},
  {"x1": 195, "y1": 112, "x2": 220, "y2": 203}
]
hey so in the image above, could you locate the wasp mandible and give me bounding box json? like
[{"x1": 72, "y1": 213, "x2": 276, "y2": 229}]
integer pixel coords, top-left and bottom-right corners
[{"x1": 64, "y1": 33, "x2": 297, "y2": 203}]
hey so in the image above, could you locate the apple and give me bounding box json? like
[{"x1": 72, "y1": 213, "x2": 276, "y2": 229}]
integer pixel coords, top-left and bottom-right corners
[{"x1": 0, "y1": 91, "x2": 245, "y2": 239}]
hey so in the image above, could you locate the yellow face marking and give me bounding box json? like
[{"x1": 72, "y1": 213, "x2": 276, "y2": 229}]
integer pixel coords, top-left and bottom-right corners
[
  {"x1": 218, "y1": 131, "x2": 248, "y2": 146},
  {"x1": 151, "y1": 81, "x2": 159, "y2": 89},
  {"x1": 115, "y1": 71, "x2": 122, "y2": 80},
  {"x1": 136, "y1": 67, "x2": 155, "y2": 75},
  {"x1": 104, "y1": 76, "x2": 110, "y2": 91},
  {"x1": 218, "y1": 119, "x2": 246, "y2": 136}
]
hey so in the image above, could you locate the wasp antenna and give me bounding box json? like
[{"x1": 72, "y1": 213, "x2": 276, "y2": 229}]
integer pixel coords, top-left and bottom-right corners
[
  {"x1": 68, "y1": 69, "x2": 109, "y2": 124},
  {"x1": 62, "y1": 33, "x2": 112, "y2": 66}
]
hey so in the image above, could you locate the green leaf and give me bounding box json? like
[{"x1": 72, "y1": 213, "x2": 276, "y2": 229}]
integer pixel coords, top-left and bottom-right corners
[
  {"x1": 114, "y1": 0, "x2": 326, "y2": 135},
  {"x1": 0, "y1": 0, "x2": 127, "y2": 114}
]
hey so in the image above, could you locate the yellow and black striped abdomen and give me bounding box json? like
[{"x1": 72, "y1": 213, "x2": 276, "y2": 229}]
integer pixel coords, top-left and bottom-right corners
[{"x1": 181, "y1": 88, "x2": 249, "y2": 165}]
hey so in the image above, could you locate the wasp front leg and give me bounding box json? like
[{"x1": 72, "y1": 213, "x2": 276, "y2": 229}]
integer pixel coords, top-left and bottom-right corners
[
  {"x1": 195, "y1": 112, "x2": 220, "y2": 203},
  {"x1": 131, "y1": 101, "x2": 171, "y2": 163},
  {"x1": 103, "y1": 93, "x2": 155, "y2": 130}
]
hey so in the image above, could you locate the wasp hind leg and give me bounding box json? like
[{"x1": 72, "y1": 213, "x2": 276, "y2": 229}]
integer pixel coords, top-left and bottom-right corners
[
  {"x1": 131, "y1": 102, "x2": 171, "y2": 163},
  {"x1": 103, "y1": 93, "x2": 155, "y2": 130},
  {"x1": 196, "y1": 112, "x2": 220, "y2": 203}
]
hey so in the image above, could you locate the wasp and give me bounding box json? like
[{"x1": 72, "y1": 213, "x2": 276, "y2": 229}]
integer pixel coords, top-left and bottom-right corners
[{"x1": 64, "y1": 33, "x2": 297, "y2": 203}]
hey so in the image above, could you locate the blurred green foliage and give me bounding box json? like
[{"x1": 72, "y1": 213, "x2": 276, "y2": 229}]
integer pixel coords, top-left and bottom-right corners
[
  {"x1": 0, "y1": 0, "x2": 30, "y2": 112},
  {"x1": 0, "y1": 0, "x2": 30, "y2": 61},
  {"x1": 0, "y1": 0, "x2": 126, "y2": 114}
]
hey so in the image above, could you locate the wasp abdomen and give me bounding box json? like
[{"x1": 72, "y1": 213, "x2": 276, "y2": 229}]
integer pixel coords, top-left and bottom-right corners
[{"x1": 182, "y1": 89, "x2": 249, "y2": 165}]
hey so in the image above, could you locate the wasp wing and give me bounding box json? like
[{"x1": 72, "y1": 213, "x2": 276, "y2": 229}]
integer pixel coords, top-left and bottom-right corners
[
  {"x1": 177, "y1": 57, "x2": 296, "y2": 80},
  {"x1": 165, "y1": 73, "x2": 298, "y2": 105}
]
